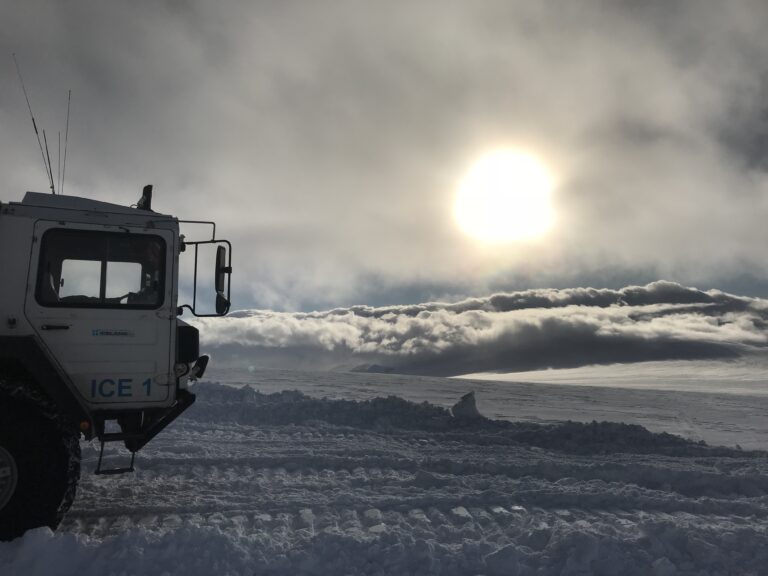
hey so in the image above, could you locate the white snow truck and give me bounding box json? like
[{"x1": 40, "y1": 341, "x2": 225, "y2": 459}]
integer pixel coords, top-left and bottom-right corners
[{"x1": 0, "y1": 185, "x2": 232, "y2": 541}]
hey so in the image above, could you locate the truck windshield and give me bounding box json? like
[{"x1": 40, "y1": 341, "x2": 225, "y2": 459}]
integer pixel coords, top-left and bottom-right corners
[{"x1": 36, "y1": 229, "x2": 166, "y2": 309}]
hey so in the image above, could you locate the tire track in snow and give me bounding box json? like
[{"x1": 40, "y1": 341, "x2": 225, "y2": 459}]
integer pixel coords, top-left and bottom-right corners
[{"x1": 48, "y1": 384, "x2": 768, "y2": 575}]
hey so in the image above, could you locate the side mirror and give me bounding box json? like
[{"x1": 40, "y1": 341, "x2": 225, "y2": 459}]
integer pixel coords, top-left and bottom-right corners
[
  {"x1": 216, "y1": 292, "x2": 230, "y2": 315},
  {"x1": 215, "y1": 245, "x2": 231, "y2": 315}
]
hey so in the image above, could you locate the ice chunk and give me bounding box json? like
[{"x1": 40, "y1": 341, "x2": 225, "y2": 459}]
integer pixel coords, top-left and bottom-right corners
[
  {"x1": 451, "y1": 391, "x2": 483, "y2": 419},
  {"x1": 450, "y1": 506, "x2": 472, "y2": 522}
]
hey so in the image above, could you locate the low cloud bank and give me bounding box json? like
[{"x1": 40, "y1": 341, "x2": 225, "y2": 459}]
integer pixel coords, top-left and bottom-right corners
[{"x1": 193, "y1": 281, "x2": 768, "y2": 376}]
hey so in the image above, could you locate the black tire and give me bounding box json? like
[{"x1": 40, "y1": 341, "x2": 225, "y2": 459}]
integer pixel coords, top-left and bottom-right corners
[{"x1": 0, "y1": 401, "x2": 81, "y2": 541}]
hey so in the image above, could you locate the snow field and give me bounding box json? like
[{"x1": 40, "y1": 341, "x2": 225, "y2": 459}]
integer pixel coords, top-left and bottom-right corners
[
  {"x1": 212, "y1": 366, "x2": 768, "y2": 450},
  {"x1": 2, "y1": 381, "x2": 768, "y2": 575}
]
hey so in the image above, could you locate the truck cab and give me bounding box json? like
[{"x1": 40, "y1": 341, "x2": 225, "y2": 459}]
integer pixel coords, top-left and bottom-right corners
[{"x1": 0, "y1": 186, "x2": 231, "y2": 540}]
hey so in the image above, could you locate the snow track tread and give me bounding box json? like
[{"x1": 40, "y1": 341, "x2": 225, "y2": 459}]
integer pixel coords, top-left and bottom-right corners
[{"x1": 27, "y1": 384, "x2": 768, "y2": 574}]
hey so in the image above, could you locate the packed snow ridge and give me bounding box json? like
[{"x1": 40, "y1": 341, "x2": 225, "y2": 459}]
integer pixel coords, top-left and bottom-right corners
[{"x1": 2, "y1": 381, "x2": 768, "y2": 576}]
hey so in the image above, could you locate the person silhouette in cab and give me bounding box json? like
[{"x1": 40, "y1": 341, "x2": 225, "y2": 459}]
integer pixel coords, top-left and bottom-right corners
[{"x1": 127, "y1": 241, "x2": 163, "y2": 305}]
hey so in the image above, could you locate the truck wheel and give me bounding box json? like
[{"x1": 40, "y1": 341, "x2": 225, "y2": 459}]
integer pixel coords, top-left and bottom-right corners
[{"x1": 0, "y1": 402, "x2": 81, "y2": 541}]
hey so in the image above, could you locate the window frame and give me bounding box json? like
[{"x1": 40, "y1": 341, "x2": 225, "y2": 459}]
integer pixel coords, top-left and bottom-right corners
[{"x1": 35, "y1": 228, "x2": 167, "y2": 310}]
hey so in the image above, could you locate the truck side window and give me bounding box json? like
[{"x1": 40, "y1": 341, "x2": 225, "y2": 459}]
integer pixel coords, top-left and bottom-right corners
[
  {"x1": 36, "y1": 229, "x2": 166, "y2": 309},
  {"x1": 59, "y1": 259, "x2": 101, "y2": 299},
  {"x1": 106, "y1": 261, "x2": 142, "y2": 299}
]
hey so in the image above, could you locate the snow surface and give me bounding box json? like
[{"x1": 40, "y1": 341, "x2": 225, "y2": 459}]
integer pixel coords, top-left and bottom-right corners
[
  {"x1": 2, "y1": 370, "x2": 768, "y2": 575},
  {"x1": 461, "y1": 357, "x2": 768, "y2": 397},
  {"x1": 213, "y1": 366, "x2": 768, "y2": 450}
]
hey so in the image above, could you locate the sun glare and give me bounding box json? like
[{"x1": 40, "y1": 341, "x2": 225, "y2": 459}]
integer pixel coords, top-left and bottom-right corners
[{"x1": 454, "y1": 149, "x2": 555, "y2": 243}]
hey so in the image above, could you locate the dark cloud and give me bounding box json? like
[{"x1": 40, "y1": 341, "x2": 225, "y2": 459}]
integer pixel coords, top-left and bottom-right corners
[
  {"x1": 195, "y1": 282, "x2": 767, "y2": 376},
  {"x1": 315, "y1": 281, "x2": 749, "y2": 318},
  {"x1": 717, "y1": 75, "x2": 768, "y2": 171}
]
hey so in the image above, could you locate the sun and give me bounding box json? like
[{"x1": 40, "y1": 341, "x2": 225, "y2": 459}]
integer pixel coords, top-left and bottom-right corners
[{"x1": 454, "y1": 149, "x2": 555, "y2": 243}]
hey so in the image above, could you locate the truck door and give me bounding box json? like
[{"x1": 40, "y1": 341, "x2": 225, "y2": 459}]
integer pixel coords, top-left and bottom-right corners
[{"x1": 24, "y1": 222, "x2": 175, "y2": 409}]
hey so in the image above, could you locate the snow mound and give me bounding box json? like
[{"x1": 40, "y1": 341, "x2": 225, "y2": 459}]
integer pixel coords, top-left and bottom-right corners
[{"x1": 190, "y1": 382, "x2": 751, "y2": 457}]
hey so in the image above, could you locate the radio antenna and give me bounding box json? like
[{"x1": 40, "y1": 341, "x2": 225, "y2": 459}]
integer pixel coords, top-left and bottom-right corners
[
  {"x1": 58, "y1": 131, "x2": 61, "y2": 193},
  {"x1": 62, "y1": 89, "x2": 71, "y2": 195},
  {"x1": 43, "y1": 129, "x2": 55, "y2": 194},
  {"x1": 12, "y1": 53, "x2": 55, "y2": 193}
]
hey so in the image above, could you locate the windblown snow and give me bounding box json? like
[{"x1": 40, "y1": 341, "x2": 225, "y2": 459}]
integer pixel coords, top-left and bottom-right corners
[{"x1": 2, "y1": 374, "x2": 768, "y2": 575}]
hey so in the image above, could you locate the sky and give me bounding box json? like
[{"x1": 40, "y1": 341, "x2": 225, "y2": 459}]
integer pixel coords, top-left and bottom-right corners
[{"x1": 2, "y1": 1, "x2": 768, "y2": 317}]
